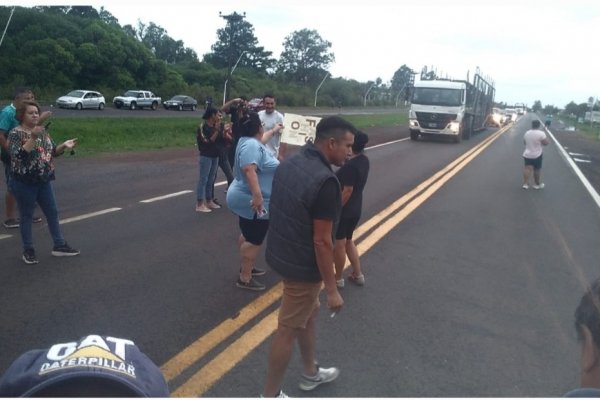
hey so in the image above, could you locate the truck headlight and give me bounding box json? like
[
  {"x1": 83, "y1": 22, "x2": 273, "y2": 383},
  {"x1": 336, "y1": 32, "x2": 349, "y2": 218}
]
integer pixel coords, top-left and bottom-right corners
[
  {"x1": 449, "y1": 122, "x2": 460, "y2": 132},
  {"x1": 409, "y1": 120, "x2": 419, "y2": 127}
]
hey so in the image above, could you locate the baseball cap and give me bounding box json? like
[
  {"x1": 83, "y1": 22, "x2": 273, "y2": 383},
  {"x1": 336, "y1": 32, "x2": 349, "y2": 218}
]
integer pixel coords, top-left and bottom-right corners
[{"x1": 0, "y1": 334, "x2": 169, "y2": 397}]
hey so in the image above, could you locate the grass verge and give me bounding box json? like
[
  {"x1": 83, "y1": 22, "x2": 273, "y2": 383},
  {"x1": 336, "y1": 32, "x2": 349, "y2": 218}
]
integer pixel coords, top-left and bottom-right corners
[{"x1": 46, "y1": 113, "x2": 408, "y2": 157}]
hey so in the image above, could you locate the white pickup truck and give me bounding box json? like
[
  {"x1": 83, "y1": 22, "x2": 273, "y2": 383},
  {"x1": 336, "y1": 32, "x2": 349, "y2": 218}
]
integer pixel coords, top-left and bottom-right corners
[{"x1": 113, "y1": 90, "x2": 161, "y2": 110}]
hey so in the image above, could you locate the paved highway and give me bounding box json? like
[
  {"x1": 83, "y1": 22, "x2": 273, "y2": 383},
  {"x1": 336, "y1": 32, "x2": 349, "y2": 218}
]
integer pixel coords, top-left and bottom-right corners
[{"x1": 1, "y1": 114, "x2": 598, "y2": 396}]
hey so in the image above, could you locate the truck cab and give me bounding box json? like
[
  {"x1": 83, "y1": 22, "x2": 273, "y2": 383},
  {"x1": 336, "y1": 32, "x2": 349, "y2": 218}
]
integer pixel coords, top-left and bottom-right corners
[{"x1": 409, "y1": 80, "x2": 466, "y2": 142}]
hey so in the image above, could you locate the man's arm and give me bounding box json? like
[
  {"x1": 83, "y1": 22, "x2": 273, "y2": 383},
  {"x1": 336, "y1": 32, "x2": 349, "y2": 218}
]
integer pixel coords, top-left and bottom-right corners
[
  {"x1": 220, "y1": 98, "x2": 241, "y2": 113},
  {"x1": 313, "y1": 219, "x2": 343, "y2": 312}
]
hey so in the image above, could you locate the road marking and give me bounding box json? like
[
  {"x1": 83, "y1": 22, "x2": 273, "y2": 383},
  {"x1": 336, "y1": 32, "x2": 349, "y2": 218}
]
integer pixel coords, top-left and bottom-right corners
[
  {"x1": 573, "y1": 158, "x2": 592, "y2": 163},
  {"x1": 59, "y1": 208, "x2": 122, "y2": 225},
  {"x1": 0, "y1": 234, "x2": 12, "y2": 240},
  {"x1": 366, "y1": 137, "x2": 409, "y2": 150},
  {"x1": 547, "y1": 130, "x2": 600, "y2": 208},
  {"x1": 140, "y1": 190, "x2": 193, "y2": 203},
  {"x1": 164, "y1": 126, "x2": 509, "y2": 396},
  {"x1": 569, "y1": 152, "x2": 588, "y2": 157}
]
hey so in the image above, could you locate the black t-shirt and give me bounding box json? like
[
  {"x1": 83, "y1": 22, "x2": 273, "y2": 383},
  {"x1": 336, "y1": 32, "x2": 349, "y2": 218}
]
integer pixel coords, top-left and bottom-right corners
[
  {"x1": 310, "y1": 177, "x2": 340, "y2": 221},
  {"x1": 336, "y1": 153, "x2": 370, "y2": 218},
  {"x1": 226, "y1": 106, "x2": 244, "y2": 146},
  {"x1": 197, "y1": 123, "x2": 220, "y2": 158}
]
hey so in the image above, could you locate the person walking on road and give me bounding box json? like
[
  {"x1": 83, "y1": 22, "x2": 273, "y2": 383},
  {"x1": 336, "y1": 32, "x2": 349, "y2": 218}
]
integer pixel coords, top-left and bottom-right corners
[
  {"x1": 262, "y1": 116, "x2": 355, "y2": 397},
  {"x1": 522, "y1": 119, "x2": 549, "y2": 190},
  {"x1": 8, "y1": 101, "x2": 79, "y2": 264},
  {"x1": 226, "y1": 112, "x2": 279, "y2": 291},
  {"x1": 258, "y1": 94, "x2": 285, "y2": 161},
  {"x1": 334, "y1": 130, "x2": 370, "y2": 288}
]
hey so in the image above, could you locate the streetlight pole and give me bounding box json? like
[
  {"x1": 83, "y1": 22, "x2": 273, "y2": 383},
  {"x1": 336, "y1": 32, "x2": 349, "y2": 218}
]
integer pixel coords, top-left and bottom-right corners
[
  {"x1": 219, "y1": 11, "x2": 246, "y2": 102},
  {"x1": 0, "y1": 6, "x2": 16, "y2": 49},
  {"x1": 314, "y1": 72, "x2": 329, "y2": 107},
  {"x1": 363, "y1": 83, "x2": 376, "y2": 107},
  {"x1": 223, "y1": 51, "x2": 247, "y2": 105}
]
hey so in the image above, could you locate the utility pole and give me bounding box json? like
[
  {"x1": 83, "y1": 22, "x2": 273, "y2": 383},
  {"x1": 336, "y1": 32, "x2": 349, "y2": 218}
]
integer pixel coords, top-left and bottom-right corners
[{"x1": 219, "y1": 11, "x2": 246, "y2": 102}]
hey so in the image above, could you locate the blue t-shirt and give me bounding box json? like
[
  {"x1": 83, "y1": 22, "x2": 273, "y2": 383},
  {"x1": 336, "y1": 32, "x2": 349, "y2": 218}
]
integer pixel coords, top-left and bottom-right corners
[
  {"x1": 226, "y1": 136, "x2": 279, "y2": 219},
  {"x1": 0, "y1": 104, "x2": 17, "y2": 163}
]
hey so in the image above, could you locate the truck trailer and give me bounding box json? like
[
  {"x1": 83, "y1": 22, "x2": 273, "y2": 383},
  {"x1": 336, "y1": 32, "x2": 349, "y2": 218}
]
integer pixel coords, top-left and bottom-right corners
[{"x1": 408, "y1": 71, "x2": 495, "y2": 143}]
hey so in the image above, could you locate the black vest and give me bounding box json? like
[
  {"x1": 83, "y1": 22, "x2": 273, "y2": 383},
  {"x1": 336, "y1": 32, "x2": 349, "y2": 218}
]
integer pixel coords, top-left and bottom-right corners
[{"x1": 266, "y1": 142, "x2": 341, "y2": 282}]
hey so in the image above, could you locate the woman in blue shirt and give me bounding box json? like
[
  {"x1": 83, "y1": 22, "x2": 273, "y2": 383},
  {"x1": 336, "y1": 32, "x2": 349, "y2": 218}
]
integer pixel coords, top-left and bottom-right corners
[{"x1": 226, "y1": 112, "x2": 280, "y2": 291}]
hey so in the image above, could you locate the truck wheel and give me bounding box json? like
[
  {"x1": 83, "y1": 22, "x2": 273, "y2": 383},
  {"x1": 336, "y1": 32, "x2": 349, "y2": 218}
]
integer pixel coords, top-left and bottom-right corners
[
  {"x1": 462, "y1": 116, "x2": 473, "y2": 140},
  {"x1": 410, "y1": 130, "x2": 419, "y2": 141},
  {"x1": 151, "y1": 102, "x2": 158, "y2": 111},
  {"x1": 129, "y1": 102, "x2": 137, "y2": 110}
]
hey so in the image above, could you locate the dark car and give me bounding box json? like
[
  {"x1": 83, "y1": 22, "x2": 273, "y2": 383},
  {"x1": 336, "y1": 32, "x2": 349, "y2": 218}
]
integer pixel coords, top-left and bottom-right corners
[
  {"x1": 163, "y1": 95, "x2": 198, "y2": 111},
  {"x1": 247, "y1": 97, "x2": 265, "y2": 112}
]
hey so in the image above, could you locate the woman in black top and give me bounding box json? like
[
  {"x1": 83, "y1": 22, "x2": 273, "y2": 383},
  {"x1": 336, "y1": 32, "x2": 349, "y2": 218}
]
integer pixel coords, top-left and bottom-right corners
[
  {"x1": 196, "y1": 106, "x2": 229, "y2": 213},
  {"x1": 333, "y1": 131, "x2": 370, "y2": 287}
]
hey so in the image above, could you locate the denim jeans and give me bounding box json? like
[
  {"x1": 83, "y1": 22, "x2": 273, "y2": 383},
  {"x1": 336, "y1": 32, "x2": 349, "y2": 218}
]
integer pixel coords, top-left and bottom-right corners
[
  {"x1": 10, "y1": 179, "x2": 65, "y2": 250},
  {"x1": 197, "y1": 155, "x2": 219, "y2": 201}
]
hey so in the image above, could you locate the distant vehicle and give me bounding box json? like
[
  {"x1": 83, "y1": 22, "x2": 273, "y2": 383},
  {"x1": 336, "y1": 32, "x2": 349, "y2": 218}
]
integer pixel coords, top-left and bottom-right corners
[
  {"x1": 491, "y1": 107, "x2": 504, "y2": 126},
  {"x1": 163, "y1": 95, "x2": 198, "y2": 111},
  {"x1": 113, "y1": 90, "x2": 161, "y2": 110},
  {"x1": 247, "y1": 97, "x2": 265, "y2": 112},
  {"x1": 56, "y1": 90, "x2": 105, "y2": 110}
]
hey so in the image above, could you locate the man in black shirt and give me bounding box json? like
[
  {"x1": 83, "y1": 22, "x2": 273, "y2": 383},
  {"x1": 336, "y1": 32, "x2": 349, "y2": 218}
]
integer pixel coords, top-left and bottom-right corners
[{"x1": 263, "y1": 116, "x2": 355, "y2": 397}]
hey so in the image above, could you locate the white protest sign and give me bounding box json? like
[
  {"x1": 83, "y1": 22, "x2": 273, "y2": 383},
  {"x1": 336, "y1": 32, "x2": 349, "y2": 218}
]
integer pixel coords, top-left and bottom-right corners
[{"x1": 281, "y1": 113, "x2": 322, "y2": 146}]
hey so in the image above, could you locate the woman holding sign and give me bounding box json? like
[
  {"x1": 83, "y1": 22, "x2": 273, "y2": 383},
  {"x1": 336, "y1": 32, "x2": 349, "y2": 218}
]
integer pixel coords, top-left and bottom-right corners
[{"x1": 226, "y1": 112, "x2": 280, "y2": 291}]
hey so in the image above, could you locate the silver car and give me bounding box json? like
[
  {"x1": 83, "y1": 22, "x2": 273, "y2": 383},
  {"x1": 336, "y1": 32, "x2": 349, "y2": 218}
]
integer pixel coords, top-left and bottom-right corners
[{"x1": 56, "y1": 90, "x2": 105, "y2": 110}]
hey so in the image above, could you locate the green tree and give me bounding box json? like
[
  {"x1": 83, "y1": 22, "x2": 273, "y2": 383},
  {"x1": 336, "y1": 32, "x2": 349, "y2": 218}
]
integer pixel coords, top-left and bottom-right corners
[
  {"x1": 205, "y1": 13, "x2": 274, "y2": 73},
  {"x1": 532, "y1": 100, "x2": 543, "y2": 112},
  {"x1": 277, "y1": 29, "x2": 334, "y2": 85},
  {"x1": 391, "y1": 64, "x2": 414, "y2": 101}
]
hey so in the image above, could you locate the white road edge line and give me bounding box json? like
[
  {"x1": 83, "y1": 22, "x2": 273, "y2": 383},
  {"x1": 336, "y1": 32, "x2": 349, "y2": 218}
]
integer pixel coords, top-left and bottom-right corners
[
  {"x1": 0, "y1": 234, "x2": 12, "y2": 240},
  {"x1": 60, "y1": 207, "x2": 122, "y2": 225},
  {"x1": 140, "y1": 190, "x2": 193, "y2": 203},
  {"x1": 546, "y1": 126, "x2": 600, "y2": 209},
  {"x1": 366, "y1": 137, "x2": 409, "y2": 150}
]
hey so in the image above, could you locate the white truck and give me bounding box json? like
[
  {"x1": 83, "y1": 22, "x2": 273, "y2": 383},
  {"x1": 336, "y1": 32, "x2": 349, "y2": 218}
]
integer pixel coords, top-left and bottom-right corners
[
  {"x1": 113, "y1": 90, "x2": 161, "y2": 110},
  {"x1": 408, "y1": 72, "x2": 495, "y2": 142}
]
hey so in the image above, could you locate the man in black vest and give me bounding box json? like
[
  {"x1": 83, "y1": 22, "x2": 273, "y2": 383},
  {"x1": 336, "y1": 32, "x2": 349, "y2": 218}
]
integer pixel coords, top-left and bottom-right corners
[{"x1": 263, "y1": 116, "x2": 355, "y2": 397}]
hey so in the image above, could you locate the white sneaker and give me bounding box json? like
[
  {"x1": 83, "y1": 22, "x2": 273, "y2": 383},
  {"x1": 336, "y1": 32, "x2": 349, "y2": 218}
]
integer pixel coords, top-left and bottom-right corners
[
  {"x1": 299, "y1": 366, "x2": 340, "y2": 391},
  {"x1": 533, "y1": 183, "x2": 545, "y2": 190},
  {"x1": 336, "y1": 278, "x2": 344, "y2": 288},
  {"x1": 522, "y1": 184, "x2": 529, "y2": 190}
]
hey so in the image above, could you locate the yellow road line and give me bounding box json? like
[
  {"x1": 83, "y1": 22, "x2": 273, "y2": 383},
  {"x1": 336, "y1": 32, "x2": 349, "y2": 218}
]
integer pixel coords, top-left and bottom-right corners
[{"x1": 163, "y1": 127, "x2": 509, "y2": 394}]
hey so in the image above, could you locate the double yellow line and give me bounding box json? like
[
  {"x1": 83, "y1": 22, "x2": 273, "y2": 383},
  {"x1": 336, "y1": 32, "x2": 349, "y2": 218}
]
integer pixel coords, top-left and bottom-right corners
[{"x1": 162, "y1": 126, "x2": 509, "y2": 396}]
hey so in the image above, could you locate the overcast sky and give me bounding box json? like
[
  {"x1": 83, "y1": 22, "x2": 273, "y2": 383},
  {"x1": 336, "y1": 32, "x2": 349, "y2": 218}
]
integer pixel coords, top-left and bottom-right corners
[{"x1": 14, "y1": 0, "x2": 600, "y2": 107}]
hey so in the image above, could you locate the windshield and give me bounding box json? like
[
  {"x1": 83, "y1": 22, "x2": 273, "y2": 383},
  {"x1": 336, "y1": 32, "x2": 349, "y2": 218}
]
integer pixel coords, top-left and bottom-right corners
[
  {"x1": 124, "y1": 91, "x2": 139, "y2": 97},
  {"x1": 172, "y1": 96, "x2": 186, "y2": 101},
  {"x1": 66, "y1": 90, "x2": 85, "y2": 98},
  {"x1": 411, "y1": 88, "x2": 463, "y2": 106}
]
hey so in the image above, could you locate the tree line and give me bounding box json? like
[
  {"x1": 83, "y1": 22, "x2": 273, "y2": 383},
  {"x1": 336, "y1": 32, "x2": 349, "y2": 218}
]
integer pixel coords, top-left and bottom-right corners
[{"x1": 0, "y1": 6, "x2": 415, "y2": 108}]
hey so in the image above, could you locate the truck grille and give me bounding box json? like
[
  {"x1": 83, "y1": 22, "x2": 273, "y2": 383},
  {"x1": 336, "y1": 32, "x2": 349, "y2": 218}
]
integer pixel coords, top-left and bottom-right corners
[{"x1": 416, "y1": 112, "x2": 457, "y2": 129}]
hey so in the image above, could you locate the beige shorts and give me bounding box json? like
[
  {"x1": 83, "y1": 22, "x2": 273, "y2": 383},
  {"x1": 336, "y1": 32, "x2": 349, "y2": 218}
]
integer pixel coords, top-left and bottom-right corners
[{"x1": 278, "y1": 279, "x2": 323, "y2": 329}]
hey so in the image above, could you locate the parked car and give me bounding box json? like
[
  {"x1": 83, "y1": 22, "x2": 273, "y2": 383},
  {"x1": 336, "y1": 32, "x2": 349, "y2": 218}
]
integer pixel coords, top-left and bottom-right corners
[
  {"x1": 113, "y1": 90, "x2": 161, "y2": 110},
  {"x1": 56, "y1": 90, "x2": 105, "y2": 110},
  {"x1": 163, "y1": 95, "x2": 198, "y2": 111},
  {"x1": 247, "y1": 97, "x2": 265, "y2": 112}
]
